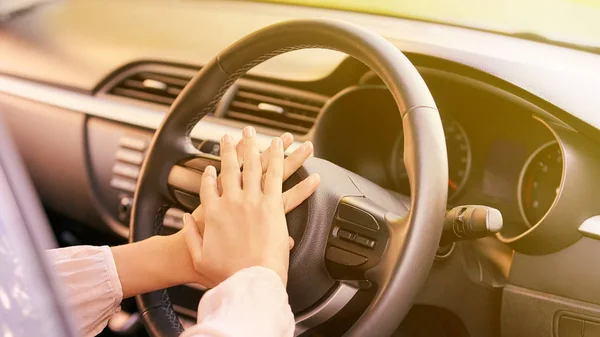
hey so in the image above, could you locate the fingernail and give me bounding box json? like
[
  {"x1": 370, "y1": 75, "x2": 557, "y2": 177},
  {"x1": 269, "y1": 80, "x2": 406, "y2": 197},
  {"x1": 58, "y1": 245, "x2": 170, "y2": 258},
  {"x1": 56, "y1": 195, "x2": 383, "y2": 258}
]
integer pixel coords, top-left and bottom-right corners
[
  {"x1": 282, "y1": 132, "x2": 293, "y2": 142},
  {"x1": 205, "y1": 165, "x2": 216, "y2": 177},
  {"x1": 222, "y1": 134, "x2": 231, "y2": 144},
  {"x1": 243, "y1": 126, "x2": 255, "y2": 138},
  {"x1": 311, "y1": 173, "x2": 321, "y2": 184},
  {"x1": 272, "y1": 137, "x2": 282, "y2": 147},
  {"x1": 303, "y1": 141, "x2": 313, "y2": 151},
  {"x1": 183, "y1": 213, "x2": 190, "y2": 224}
]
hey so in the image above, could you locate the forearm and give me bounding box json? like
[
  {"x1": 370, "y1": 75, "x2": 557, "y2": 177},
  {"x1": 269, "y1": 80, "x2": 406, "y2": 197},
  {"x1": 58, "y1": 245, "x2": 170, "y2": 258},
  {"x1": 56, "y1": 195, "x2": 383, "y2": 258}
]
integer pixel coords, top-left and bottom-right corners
[{"x1": 111, "y1": 232, "x2": 198, "y2": 299}]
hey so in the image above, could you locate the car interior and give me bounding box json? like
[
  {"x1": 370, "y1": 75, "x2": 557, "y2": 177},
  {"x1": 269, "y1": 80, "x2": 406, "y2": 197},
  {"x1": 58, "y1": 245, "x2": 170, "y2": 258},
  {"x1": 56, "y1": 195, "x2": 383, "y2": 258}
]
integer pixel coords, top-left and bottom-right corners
[{"x1": 1, "y1": 1, "x2": 600, "y2": 337}]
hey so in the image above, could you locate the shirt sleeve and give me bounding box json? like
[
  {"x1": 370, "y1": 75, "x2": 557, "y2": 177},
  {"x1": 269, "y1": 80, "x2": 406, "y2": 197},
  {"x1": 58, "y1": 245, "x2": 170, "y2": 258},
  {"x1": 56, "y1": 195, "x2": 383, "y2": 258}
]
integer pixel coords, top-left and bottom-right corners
[
  {"x1": 46, "y1": 246, "x2": 123, "y2": 337},
  {"x1": 181, "y1": 266, "x2": 295, "y2": 337}
]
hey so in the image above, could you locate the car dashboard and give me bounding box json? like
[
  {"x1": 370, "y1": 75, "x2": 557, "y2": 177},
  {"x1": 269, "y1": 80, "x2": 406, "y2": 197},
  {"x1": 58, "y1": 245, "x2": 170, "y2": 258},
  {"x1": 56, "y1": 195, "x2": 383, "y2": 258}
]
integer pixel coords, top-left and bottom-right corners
[{"x1": 2, "y1": 1, "x2": 600, "y2": 336}]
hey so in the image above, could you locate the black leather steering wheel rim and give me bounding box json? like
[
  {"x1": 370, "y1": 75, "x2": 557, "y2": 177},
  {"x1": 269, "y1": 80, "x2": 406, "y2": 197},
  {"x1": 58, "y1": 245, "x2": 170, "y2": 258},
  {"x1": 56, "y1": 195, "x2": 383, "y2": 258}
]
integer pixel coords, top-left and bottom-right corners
[{"x1": 130, "y1": 18, "x2": 448, "y2": 337}]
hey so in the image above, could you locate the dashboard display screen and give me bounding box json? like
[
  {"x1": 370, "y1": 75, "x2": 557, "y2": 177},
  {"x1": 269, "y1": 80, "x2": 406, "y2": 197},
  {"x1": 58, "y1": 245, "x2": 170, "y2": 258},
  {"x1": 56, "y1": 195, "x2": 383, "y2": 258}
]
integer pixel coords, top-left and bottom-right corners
[{"x1": 482, "y1": 140, "x2": 527, "y2": 201}]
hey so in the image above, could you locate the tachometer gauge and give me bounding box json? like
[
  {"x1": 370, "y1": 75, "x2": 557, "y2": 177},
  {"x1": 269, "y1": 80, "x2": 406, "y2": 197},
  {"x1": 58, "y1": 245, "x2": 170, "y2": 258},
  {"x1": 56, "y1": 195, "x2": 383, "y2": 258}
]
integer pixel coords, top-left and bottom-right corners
[
  {"x1": 518, "y1": 141, "x2": 563, "y2": 227},
  {"x1": 390, "y1": 117, "x2": 471, "y2": 200}
]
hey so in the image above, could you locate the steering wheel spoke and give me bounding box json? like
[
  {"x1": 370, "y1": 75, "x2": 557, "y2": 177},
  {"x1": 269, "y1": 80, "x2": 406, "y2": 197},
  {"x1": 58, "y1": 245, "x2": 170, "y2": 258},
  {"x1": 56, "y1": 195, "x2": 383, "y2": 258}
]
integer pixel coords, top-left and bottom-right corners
[{"x1": 166, "y1": 153, "x2": 221, "y2": 211}]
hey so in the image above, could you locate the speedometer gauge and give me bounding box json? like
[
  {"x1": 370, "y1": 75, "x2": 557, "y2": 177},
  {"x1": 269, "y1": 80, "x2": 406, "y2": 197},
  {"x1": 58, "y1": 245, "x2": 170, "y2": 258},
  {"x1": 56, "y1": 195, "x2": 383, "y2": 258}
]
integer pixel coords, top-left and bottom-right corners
[
  {"x1": 390, "y1": 117, "x2": 471, "y2": 200},
  {"x1": 518, "y1": 141, "x2": 563, "y2": 227}
]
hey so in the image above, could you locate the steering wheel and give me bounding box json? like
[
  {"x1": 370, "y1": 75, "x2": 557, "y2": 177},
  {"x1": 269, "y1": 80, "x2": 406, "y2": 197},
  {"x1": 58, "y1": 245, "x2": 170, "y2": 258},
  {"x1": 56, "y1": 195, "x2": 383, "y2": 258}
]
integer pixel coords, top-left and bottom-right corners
[{"x1": 130, "y1": 18, "x2": 448, "y2": 337}]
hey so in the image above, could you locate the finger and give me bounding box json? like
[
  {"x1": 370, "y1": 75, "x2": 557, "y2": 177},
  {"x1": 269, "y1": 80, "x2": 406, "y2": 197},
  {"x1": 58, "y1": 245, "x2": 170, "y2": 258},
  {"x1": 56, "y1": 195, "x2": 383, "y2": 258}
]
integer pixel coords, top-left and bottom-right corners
[
  {"x1": 191, "y1": 206, "x2": 205, "y2": 235},
  {"x1": 183, "y1": 213, "x2": 204, "y2": 267},
  {"x1": 200, "y1": 165, "x2": 219, "y2": 206},
  {"x1": 242, "y1": 126, "x2": 261, "y2": 193},
  {"x1": 235, "y1": 138, "x2": 244, "y2": 167},
  {"x1": 264, "y1": 137, "x2": 284, "y2": 195},
  {"x1": 261, "y1": 132, "x2": 294, "y2": 173},
  {"x1": 283, "y1": 173, "x2": 320, "y2": 213},
  {"x1": 283, "y1": 141, "x2": 313, "y2": 181},
  {"x1": 217, "y1": 175, "x2": 223, "y2": 196},
  {"x1": 289, "y1": 237, "x2": 295, "y2": 250},
  {"x1": 219, "y1": 134, "x2": 241, "y2": 193},
  {"x1": 219, "y1": 138, "x2": 244, "y2": 196},
  {"x1": 281, "y1": 132, "x2": 294, "y2": 150}
]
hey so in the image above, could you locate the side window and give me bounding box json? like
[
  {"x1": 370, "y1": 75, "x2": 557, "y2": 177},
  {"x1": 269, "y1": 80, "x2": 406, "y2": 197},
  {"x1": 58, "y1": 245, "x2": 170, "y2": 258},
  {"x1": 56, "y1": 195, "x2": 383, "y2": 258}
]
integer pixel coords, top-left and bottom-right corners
[{"x1": 0, "y1": 165, "x2": 71, "y2": 337}]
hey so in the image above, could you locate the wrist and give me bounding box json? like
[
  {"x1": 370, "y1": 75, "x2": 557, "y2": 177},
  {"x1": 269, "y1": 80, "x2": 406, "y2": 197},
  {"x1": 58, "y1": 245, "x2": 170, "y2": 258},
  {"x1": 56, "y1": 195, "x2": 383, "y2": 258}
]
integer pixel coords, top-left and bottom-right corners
[
  {"x1": 112, "y1": 232, "x2": 202, "y2": 298},
  {"x1": 259, "y1": 257, "x2": 289, "y2": 286},
  {"x1": 160, "y1": 232, "x2": 202, "y2": 285}
]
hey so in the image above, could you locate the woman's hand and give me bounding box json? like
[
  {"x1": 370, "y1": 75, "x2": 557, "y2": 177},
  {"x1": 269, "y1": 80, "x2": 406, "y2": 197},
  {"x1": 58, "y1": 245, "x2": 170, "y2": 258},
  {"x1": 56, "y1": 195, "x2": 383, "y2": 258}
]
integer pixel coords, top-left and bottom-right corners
[
  {"x1": 184, "y1": 127, "x2": 310, "y2": 286},
  {"x1": 189, "y1": 132, "x2": 318, "y2": 246}
]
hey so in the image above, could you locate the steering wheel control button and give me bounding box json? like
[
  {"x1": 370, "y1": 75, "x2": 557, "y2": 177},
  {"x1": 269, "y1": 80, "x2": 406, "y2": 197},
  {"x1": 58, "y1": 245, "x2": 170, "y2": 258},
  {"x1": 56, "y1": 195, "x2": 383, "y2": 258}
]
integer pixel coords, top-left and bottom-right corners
[
  {"x1": 337, "y1": 229, "x2": 356, "y2": 241},
  {"x1": 337, "y1": 203, "x2": 379, "y2": 231},
  {"x1": 355, "y1": 236, "x2": 375, "y2": 249},
  {"x1": 326, "y1": 246, "x2": 368, "y2": 267}
]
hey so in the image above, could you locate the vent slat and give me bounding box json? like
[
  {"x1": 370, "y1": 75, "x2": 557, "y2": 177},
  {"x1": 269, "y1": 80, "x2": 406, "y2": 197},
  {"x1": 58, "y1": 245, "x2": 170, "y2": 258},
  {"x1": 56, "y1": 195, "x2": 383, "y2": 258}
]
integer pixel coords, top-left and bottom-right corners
[
  {"x1": 284, "y1": 112, "x2": 317, "y2": 123},
  {"x1": 226, "y1": 105, "x2": 314, "y2": 127},
  {"x1": 227, "y1": 111, "x2": 310, "y2": 134},
  {"x1": 167, "y1": 87, "x2": 183, "y2": 96},
  {"x1": 112, "y1": 88, "x2": 175, "y2": 105},
  {"x1": 230, "y1": 101, "x2": 260, "y2": 111},
  {"x1": 227, "y1": 108, "x2": 314, "y2": 129},
  {"x1": 236, "y1": 90, "x2": 321, "y2": 114},
  {"x1": 109, "y1": 71, "x2": 190, "y2": 107},
  {"x1": 223, "y1": 85, "x2": 325, "y2": 134},
  {"x1": 122, "y1": 79, "x2": 146, "y2": 89},
  {"x1": 137, "y1": 72, "x2": 190, "y2": 87}
]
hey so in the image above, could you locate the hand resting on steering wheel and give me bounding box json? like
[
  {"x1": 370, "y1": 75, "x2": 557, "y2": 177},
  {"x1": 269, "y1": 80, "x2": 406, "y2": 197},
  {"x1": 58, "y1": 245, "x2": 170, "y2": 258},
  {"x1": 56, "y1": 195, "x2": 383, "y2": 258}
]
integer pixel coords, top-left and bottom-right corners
[
  {"x1": 183, "y1": 126, "x2": 320, "y2": 287},
  {"x1": 189, "y1": 130, "x2": 319, "y2": 255}
]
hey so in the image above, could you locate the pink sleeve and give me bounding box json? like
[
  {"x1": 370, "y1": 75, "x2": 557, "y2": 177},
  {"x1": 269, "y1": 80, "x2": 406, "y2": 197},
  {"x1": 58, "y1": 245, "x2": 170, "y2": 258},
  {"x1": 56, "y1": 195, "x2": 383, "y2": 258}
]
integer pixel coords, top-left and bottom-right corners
[
  {"x1": 46, "y1": 246, "x2": 123, "y2": 337},
  {"x1": 181, "y1": 266, "x2": 295, "y2": 337}
]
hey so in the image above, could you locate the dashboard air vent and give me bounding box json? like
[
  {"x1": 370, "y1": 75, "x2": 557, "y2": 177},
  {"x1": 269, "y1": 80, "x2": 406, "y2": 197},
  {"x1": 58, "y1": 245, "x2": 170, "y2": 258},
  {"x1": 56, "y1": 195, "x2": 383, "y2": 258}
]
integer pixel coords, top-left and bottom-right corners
[
  {"x1": 225, "y1": 82, "x2": 327, "y2": 134},
  {"x1": 103, "y1": 64, "x2": 329, "y2": 134},
  {"x1": 109, "y1": 71, "x2": 192, "y2": 107}
]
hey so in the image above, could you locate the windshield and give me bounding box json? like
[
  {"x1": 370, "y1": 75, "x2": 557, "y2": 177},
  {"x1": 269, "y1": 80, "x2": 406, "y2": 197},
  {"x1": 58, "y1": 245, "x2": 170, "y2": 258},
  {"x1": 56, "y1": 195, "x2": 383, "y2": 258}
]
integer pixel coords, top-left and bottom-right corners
[{"x1": 258, "y1": 0, "x2": 600, "y2": 52}]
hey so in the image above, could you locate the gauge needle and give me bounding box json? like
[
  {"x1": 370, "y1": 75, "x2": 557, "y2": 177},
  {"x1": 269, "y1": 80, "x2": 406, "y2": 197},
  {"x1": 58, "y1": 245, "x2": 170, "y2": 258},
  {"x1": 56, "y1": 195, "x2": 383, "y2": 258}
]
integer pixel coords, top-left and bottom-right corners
[{"x1": 448, "y1": 178, "x2": 458, "y2": 190}]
